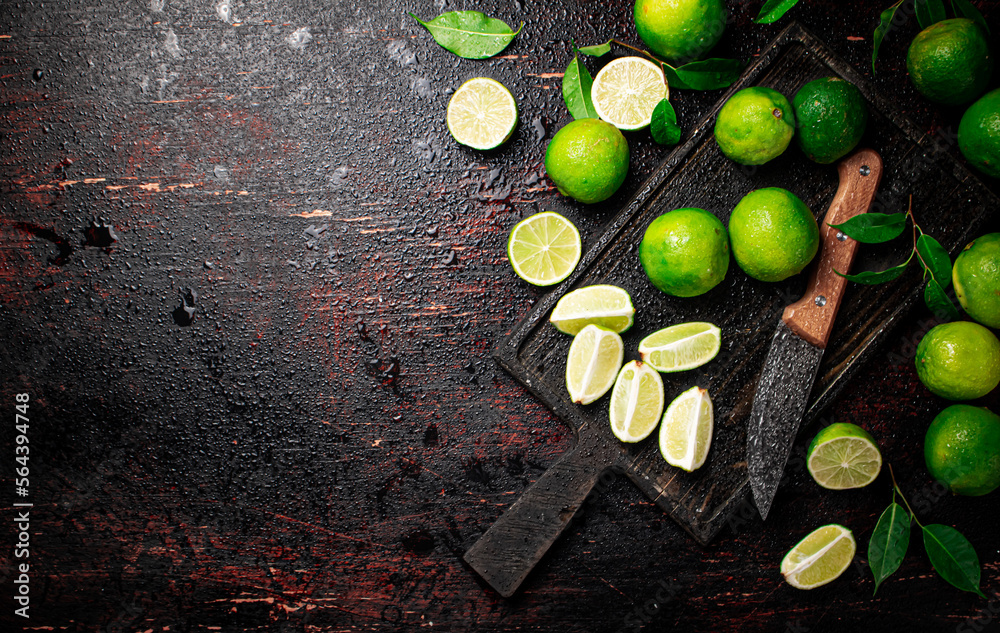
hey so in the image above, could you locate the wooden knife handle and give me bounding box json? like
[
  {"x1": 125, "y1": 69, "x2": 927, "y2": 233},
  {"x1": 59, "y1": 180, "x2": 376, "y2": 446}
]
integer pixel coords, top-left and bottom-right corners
[
  {"x1": 463, "y1": 442, "x2": 608, "y2": 597},
  {"x1": 783, "y1": 148, "x2": 883, "y2": 349}
]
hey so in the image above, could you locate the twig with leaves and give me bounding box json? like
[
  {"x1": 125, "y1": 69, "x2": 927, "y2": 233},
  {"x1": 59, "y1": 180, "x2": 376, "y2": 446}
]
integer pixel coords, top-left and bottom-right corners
[
  {"x1": 563, "y1": 40, "x2": 741, "y2": 146},
  {"x1": 831, "y1": 195, "x2": 960, "y2": 318},
  {"x1": 869, "y1": 465, "x2": 986, "y2": 597}
]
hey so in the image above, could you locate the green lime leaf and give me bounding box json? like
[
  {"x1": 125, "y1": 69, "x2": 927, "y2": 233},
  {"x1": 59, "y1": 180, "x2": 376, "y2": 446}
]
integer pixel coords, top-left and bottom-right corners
[
  {"x1": 950, "y1": 0, "x2": 991, "y2": 35},
  {"x1": 873, "y1": 0, "x2": 906, "y2": 72},
  {"x1": 650, "y1": 99, "x2": 681, "y2": 146},
  {"x1": 754, "y1": 0, "x2": 802, "y2": 24},
  {"x1": 410, "y1": 11, "x2": 522, "y2": 59},
  {"x1": 836, "y1": 260, "x2": 909, "y2": 284},
  {"x1": 924, "y1": 279, "x2": 961, "y2": 319},
  {"x1": 868, "y1": 502, "x2": 911, "y2": 595},
  {"x1": 922, "y1": 524, "x2": 987, "y2": 598},
  {"x1": 916, "y1": 233, "x2": 952, "y2": 289},
  {"x1": 830, "y1": 212, "x2": 907, "y2": 244},
  {"x1": 915, "y1": 0, "x2": 947, "y2": 29},
  {"x1": 578, "y1": 40, "x2": 612, "y2": 57},
  {"x1": 562, "y1": 53, "x2": 599, "y2": 120},
  {"x1": 663, "y1": 58, "x2": 742, "y2": 91}
]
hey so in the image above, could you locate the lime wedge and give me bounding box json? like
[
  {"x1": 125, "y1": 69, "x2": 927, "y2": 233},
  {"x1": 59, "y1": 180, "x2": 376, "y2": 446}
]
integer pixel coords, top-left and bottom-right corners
[
  {"x1": 781, "y1": 524, "x2": 856, "y2": 590},
  {"x1": 639, "y1": 322, "x2": 722, "y2": 373},
  {"x1": 591, "y1": 56, "x2": 668, "y2": 131},
  {"x1": 446, "y1": 77, "x2": 518, "y2": 150},
  {"x1": 609, "y1": 361, "x2": 664, "y2": 443},
  {"x1": 550, "y1": 285, "x2": 635, "y2": 335},
  {"x1": 507, "y1": 212, "x2": 582, "y2": 286},
  {"x1": 806, "y1": 423, "x2": 883, "y2": 490},
  {"x1": 566, "y1": 324, "x2": 625, "y2": 405},
  {"x1": 659, "y1": 386, "x2": 713, "y2": 472}
]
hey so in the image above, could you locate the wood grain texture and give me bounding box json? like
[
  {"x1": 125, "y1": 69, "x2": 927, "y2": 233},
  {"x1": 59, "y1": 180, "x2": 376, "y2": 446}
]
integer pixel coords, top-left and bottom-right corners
[
  {"x1": 784, "y1": 148, "x2": 884, "y2": 348},
  {"x1": 1, "y1": 1, "x2": 999, "y2": 631}
]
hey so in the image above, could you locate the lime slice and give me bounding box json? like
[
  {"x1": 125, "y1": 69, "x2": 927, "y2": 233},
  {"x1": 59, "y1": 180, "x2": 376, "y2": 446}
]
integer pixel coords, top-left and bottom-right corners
[
  {"x1": 806, "y1": 423, "x2": 883, "y2": 490},
  {"x1": 609, "y1": 361, "x2": 665, "y2": 443},
  {"x1": 506, "y1": 212, "x2": 582, "y2": 286},
  {"x1": 446, "y1": 77, "x2": 518, "y2": 150},
  {"x1": 566, "y1": 324, "x2": 625, "y2": 405},
  {"x1": 659, "y1": 386, "x2": 713, "y2": 472},
  {"x1": 781, "y1": 524, "x2": 856, "y2": 590},
  {"x1": 550, "y1": 285, "x2": 635, "y2": 335},
  {"x1": 591, "y1": 56, "x2": 668, "y2": 131},
  {"x1": 639, "y1": 322, "x2": 722, "y2": 373}
]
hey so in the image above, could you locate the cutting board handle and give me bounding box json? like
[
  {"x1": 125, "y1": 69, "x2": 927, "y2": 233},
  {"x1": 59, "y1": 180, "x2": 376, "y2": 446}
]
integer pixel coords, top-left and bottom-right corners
[
  {"x1": 783, "y1": 148, "x2": 883, "y2": 349},
  {"x1": 463, "y1": 442, "x2": 609, "y2": 597}
]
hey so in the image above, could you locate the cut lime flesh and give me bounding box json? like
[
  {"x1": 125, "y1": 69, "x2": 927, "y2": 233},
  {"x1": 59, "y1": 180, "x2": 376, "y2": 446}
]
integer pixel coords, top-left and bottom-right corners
[
  {"x1": 808, "y1": 436, "x2": 882, "y2": 490},
  {"x1": 781, "y1": 524, "x2": 856, "y2": 590},
  {"x1": 447, "y1": 77, "x2": 518, "y2": 150},
  {"x1": 592, "y1": 56, "x2": 667, "y2": 131},
  {"x1": 639, "y1": 322, "x2": 721, "y2": 373},
  {"x1": 550, "y1": 285, "x2": 635, "y2": 335},
  {"x1": 609, "y1": 360, "x2": 664, "y2": 443},
  {"x1": 566, "y1": 325, "x2": 624, "y2": 405},
  {"x1": 659, "y1": 386, "x2": 714, "y2": 472},
  {"x1": 507, "y1": 212, "x2": 581, "y2": 286}
]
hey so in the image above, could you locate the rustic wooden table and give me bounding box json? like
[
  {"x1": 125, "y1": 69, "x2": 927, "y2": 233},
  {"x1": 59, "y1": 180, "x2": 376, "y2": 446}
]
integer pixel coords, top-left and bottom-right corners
[{"x1": 2, "y1": 0, "x2": 999, "y2": 631}]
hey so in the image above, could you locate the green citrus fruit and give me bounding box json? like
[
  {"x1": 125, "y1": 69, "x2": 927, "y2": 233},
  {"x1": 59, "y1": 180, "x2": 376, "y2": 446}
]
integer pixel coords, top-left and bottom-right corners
[
  {"x1": 714, "y1": 87, "x2": 796, "y2": 165},
  {"x1": 806, "y1": 423, "x2": 882, "y2": 490},
  {"x1": 959, "y1": 88, "x2": 1000, "y2": 178},
  {"x1": 639, "y1": 208, "x2": 729, "y2": 297},
  {"x1": 728, "y1": 188, "x2": 819, "y2": 282},
  {"x1": 954, "y1": 233, "x2": 1000, "y2": 328},
  {"x1": 915, "y1": 321, "x2": 1000, "y2": 400},
  {"x1": 925, "y1": 404, "x2": 1000, "y2": 496},
  {"x1": 544, "y1": 118, "x2": 629, "y2": 204},
  {"x1": 633, "y1": 0, "x2": 727, "y2": 62},
  {"x1": 907, "y1": 18, "x2": 993, "y2": 106},
  {"x1": 793, "y1": 77, "x2": 869, "y2": 164}
]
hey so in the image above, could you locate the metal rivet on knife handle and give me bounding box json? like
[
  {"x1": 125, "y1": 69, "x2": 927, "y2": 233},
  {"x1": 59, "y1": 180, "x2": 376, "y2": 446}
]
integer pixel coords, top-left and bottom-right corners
[{"x1": 782, "y1": 148, "x2": 884, "y2": 349}]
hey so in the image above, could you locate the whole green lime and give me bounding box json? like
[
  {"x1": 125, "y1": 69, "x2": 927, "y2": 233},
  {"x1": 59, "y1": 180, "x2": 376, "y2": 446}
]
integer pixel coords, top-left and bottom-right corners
[
  {"x1": 633, "y1": 0, "x2": 727, "y2": 62},
  {"x1": 639, "y1": 208, "x2": 729, "y2": 297},
  {"x1": 544, "y1": 118, "x2": 629, "y2": 204},
  {"x1": 915, "y1": 321, "x2": 1000, "y2": 400},
  {"x1": 959, "y1": 88, "x2": 1000, "y2": 178},
  {"x1": 907, "y1": 18, "x2": 993, "y2": 106},
  {"x1": 954, "y1": 233, "x2": 1000, "y2": 328},
  {"x1": 728, "y1": 188, "x2": 818, "y2": 282},
  {"x1": 793, "y1": 77, "x2": 869, "y2": 164},
  {"x1": 714, "y1": 87, "x2": 796, "y2": 165},
  {"x1": 925, "y1": 404, "x2": 1000, "y2": 496}
]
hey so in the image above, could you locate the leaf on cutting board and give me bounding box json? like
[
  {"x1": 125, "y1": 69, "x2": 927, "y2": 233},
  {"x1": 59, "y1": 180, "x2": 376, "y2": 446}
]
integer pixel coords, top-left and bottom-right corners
[
  {"x1": 830, "y1": 212, "x2": 908, "y2": 244},
  {"x1": 663, "y1": 58, "x2": 742, "y2": 90},
  {"x1": 836, "y1": 260, "x2": 910, "y2": 285}
]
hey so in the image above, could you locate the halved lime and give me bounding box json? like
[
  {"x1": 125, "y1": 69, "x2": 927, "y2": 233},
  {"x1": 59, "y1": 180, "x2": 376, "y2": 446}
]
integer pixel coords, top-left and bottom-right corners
[
  {"x1": 639, "y1": 322, "x2": 722, "y2": 373},
  {"x1": 592, "y1": 56, "x2": 668, "y2": 131},
  {"x1": 781, "y1": 524, "x2": 856, "y2": 590},
  {"x1": 550, "y1": 285, "x2": 635, "y2": 335},
  {"x1": 566, "y1": 324, "x2": 625, "y2": 405},
  {"x1": 506, "y1": 212, "x2": 582, "y2": 286},
  {"x1": 806, "y1": 423, "x2": 882, "y2": 490},
  {"x1": 609, "y1": 361, "x2": 664, "y2": 443},
  {"x1": 446, "y1": 77, "x2": 518, "y2": 150},
  {"x1": 659, "y1": 386, "x2": 714, "y2": 472}
]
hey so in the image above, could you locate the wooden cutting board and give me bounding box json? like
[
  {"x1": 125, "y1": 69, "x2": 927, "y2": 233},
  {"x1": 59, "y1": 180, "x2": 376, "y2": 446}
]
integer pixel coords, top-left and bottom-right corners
[{"x1": 466, "y1": 22, "x2": 1000, "y2": 597}]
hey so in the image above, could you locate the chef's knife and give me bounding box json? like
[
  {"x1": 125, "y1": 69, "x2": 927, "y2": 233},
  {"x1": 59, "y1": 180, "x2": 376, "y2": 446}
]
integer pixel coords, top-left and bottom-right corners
[{"x1": 747, "y1": 148, "x2": 883, "y2": 520}]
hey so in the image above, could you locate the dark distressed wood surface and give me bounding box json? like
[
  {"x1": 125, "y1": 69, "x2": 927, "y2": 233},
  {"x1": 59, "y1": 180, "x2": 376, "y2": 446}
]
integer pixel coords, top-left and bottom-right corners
[{"x1": 1, "y1": 1, "x2": 999, "y2": 631}]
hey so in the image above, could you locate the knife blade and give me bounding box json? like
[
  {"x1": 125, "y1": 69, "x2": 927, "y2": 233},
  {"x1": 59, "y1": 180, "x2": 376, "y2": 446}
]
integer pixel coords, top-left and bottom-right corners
[{"x1": 748, "y1": 148, "x2": 883, "y2": 520}]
